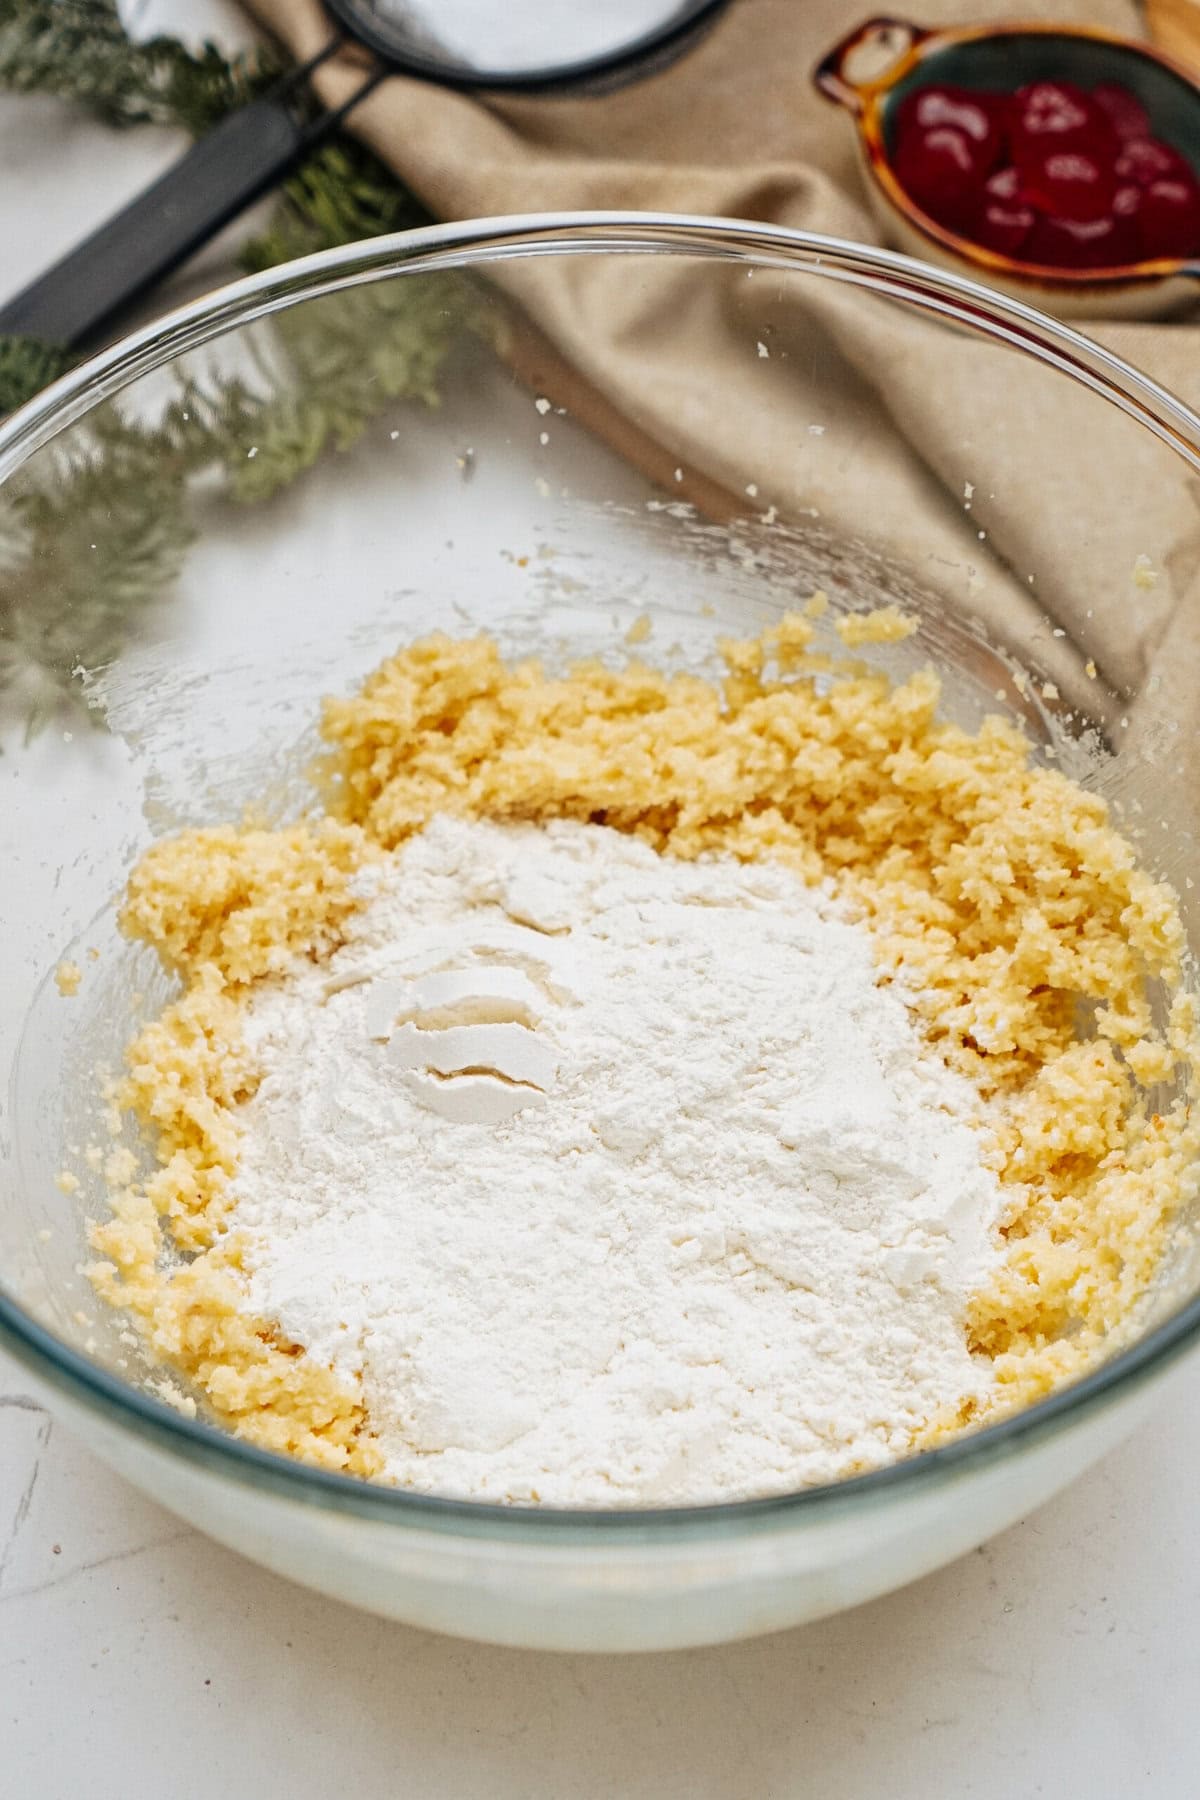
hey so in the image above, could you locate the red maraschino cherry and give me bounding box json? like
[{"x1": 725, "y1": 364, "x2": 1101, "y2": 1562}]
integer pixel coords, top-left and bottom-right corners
[
  {"x1": 1010, "y1": 80, "x2": 1116, "y2": 167},
  {"x1": 972, "y1": 165, "x2": 1036, "y2": 254},
  {"x1": 1092, "y1": 81, "x2": 1152, "y2": 142},
  {"x1": 893, "y1": 124, "x2": 979, "y2": 224},
  {"x1": 1025, "y1": 208, "x2": 1138, "y2": 269},
  {"x1": 1114, "y1": 136, "x2": 1189, "y2": 186},
  {"x1": 1022, "y1": 149, "x2": 1116, "y2": 221},
  {"x1": 1139, "y1": 175, "x2": 1200, "y2": 257},
  {"x1": 896, "y1": 85, "x2": 1005, "y2": 168}
]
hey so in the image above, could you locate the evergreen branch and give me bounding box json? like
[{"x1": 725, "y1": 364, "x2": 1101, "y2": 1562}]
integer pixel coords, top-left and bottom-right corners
[
  {"x1": 0, "y1": 0, "x2": 279, "y2": 131},
  {"x1": 0, "y1": 334, "x2": 73, "y2": 413},
  {"x1": 241, "y1": 141, "x2": 432, "y2": 266},
  {"x1": 0, "y1": 3, "x2": 476, "y2": 725}
]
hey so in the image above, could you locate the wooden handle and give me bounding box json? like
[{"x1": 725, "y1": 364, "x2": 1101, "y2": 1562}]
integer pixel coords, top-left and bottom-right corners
[{"x1": 1144, "y1": 0, "x2": 1200, "y2": 73}]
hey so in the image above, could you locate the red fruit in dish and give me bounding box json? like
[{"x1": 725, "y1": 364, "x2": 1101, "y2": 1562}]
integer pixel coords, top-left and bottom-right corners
[
  {"x1": 1092, "y1": 81, "x2": 1152, "y2": 142},
  {"x1": 1139, "y1": 175, "x2": 1200, "y2": 257},
  {"x1": 893, "y1": 124, "x2": 979, "y2": 224},
  {"x1": 887, "y1": 76, "x2": 1196, "y2": 267},
  {"x1": 1022, "y1": 149, "x2": 1116, "y2": 222},
  {"x1": 1112, "y1": 181, "x2": 1144, "y2": 247},
  {"x1": 1011, "y1": 80, "x2": 1116, "y2": 167},
  {"x1": 1025, "y1": 208, "x2": 1139, "y2": 269},
  {"x1": 972, "y1": 164, "x2": 1036, "y2": 255},
  {"x1": 1114, "y1": 136, "x2": 1189, "y2": 186},
  {"x1": 896, "y1": 85, "x2": 1005, "y2": 170}
]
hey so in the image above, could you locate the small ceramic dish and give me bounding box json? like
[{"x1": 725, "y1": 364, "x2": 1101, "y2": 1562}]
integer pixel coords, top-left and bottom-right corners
[{"x1": 814, "y1": 14, "x2": 1200, "y2": 318}]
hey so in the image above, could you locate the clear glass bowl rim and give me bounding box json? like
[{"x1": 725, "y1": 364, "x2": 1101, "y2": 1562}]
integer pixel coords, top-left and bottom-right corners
[{"x1": 3, "y1": 210, "x2": 1200, "y2": 1543}]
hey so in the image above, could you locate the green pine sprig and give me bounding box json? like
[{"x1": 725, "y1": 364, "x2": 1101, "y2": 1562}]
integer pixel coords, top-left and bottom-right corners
[
  {"x1": 0, "y1": 334, "x2": 74, "y2": 414},
  {"x1": 0, "y1": 1, "x2": 475, "y2": 724},
  {"x1": 0, "y1": 0, "x2": 280, "y2": 132}
]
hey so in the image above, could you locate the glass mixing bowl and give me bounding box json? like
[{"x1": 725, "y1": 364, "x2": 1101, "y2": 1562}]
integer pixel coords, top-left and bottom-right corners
[{"x1": 2, "y1": 214, "x2": 1199, "y2": 1653}]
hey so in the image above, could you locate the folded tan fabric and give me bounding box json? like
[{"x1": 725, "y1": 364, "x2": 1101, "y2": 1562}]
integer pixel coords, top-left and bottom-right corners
[{"x1": 246, "y1": 0, "x2": 1200, "y2": 753}]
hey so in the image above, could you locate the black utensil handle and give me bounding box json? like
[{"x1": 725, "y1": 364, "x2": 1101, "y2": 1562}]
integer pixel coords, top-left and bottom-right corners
[{"x1": 0, "y1": 96, "x2": 312, "y2": 352}]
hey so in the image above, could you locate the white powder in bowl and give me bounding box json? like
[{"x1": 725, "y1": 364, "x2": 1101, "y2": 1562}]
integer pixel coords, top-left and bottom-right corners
[
  {"x1": 231, "y1": 816, "x2": 1003, "y2": 1505},
  {"x1": 374, "y1": 0, "x2": 688, "y2": 74}
]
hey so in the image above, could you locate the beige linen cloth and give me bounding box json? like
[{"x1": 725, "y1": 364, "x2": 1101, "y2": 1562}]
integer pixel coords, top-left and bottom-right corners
[{"x1": 247, "y1": 0, "x2": 1200, "y2": 794}]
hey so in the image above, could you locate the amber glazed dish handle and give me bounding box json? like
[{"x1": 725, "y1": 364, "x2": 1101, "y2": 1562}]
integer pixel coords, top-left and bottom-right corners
[{"x1": 813, "y1": 15, "x2": 934, "y2": 113}]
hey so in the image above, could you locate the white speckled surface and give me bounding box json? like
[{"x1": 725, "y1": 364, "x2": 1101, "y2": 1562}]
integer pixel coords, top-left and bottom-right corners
[
  {"x1": 3, "y1": 4, "x2": 1199, "y2": 1790},
  {"x1": 4, "y1": 1343, "x2": 1199, "y2": 1797}
]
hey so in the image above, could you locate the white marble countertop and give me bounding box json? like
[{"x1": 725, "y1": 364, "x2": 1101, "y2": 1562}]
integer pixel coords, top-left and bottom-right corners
[
  {"x1": 3, "y1": 7, "x2": 1199, "y2": 1795},
  {"x1": 5, "y1": 1340, "x2": 1199, "y2": 1797}
]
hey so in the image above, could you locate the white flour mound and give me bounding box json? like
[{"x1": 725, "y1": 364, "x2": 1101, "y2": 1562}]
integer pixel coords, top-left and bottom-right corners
[{"x1": 232, "y1": 816, "x2": 1003, "y2": 1505}]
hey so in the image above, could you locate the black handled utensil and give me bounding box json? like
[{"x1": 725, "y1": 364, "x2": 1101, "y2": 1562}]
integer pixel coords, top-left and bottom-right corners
[{"x1": 0, "y1": 0, "x2": 728, "y2": 353}]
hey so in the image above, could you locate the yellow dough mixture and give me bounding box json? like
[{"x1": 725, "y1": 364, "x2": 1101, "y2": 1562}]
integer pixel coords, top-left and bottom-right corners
[{"x1": 86, "y1": 609, "x2": 1200, "y2": 1481}]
